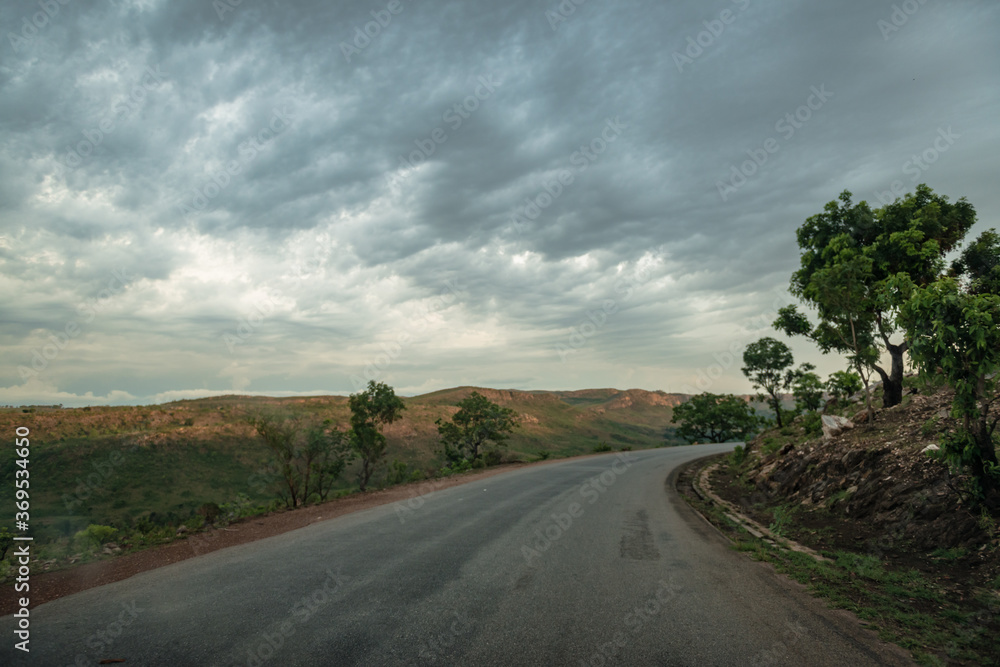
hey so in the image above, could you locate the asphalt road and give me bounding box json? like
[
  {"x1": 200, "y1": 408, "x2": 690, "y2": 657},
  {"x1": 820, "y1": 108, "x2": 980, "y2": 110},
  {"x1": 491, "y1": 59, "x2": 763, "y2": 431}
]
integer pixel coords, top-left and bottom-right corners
[{"x1": 2, "y1": 445, "x2": 913, "y2": 666}]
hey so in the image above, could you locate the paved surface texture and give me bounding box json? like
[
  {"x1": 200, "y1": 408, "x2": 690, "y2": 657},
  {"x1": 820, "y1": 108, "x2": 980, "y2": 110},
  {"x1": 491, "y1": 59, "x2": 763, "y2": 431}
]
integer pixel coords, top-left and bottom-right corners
[{"x1": 2, "y1": 445, "x2": 913, "y2": 666}]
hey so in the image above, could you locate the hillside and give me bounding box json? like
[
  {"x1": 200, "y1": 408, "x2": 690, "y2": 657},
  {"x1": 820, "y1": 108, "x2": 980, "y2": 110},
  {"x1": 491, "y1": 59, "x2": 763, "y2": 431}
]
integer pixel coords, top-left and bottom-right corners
[
  {"x1": 699, "y1": 379, "x2": 1000, "y2": 664},
  {"x1": 0, "y1": 387, "x2": 694, "y2": 542}
]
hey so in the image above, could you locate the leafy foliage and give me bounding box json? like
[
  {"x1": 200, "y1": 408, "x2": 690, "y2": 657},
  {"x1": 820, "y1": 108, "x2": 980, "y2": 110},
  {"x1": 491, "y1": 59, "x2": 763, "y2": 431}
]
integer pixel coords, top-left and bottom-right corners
[
  {"x1": 776, "y1": 185, "x2": 977, "y2": 408},
  {"x1": 671, "y1": 393, "x2": 762, "y2": 444},
  {"x1": 896, "y1": 276, "x2": 1000, "y2": 500},
  {"x1": 435, "y1": 391, "x2": 519, "y2": 464},
  {"x1": 951, "y1": 228, "x2": 1000, "y2": 296},
  {"x1": 349, "y1": 381, "x2": 406, "y2": 491},
  {"x1": 247, "y1": 412, "x2": 352, "y2": 506},
  {"x1": 825, "y1": 370, "x2": 863, "y2": 406},
  {"x1": 790, "y1": 363, "x2": 824, "y2": 414},
  {"x1": 741, "y1": 337, "x2": 795, "y2": 427},
  {"x1": 74, "y1": 524, "x2": 117, "y2": 550},
  {"x1": 247, "y1": 412, "x2": 306, "y2": 507}
]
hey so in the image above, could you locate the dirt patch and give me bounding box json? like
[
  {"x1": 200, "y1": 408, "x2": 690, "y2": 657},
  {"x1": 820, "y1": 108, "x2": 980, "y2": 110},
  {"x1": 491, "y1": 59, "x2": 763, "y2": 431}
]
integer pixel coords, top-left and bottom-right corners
[{"x1": 1, "y1": 462, "x2": 541, "y2": 616}]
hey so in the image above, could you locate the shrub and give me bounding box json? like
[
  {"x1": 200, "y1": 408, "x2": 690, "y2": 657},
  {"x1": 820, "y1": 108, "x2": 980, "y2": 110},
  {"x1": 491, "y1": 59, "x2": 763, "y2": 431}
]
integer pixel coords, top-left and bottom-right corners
[
  {"x1": 802, "y1": 411, "x2": 823, "y2": 437},
  {"x1": 761, "y1": 438, "x2": 783, "y2": 456},
  {"x1": 386, "y1": 459, "x2": 409, "y2": 486},
  {"x1": 728, "y1": 445, "x2": 748, "y2": 468},
  {"x1": 593, "y1": 441, "x2": 613, "y2": 453},
  {"x1": 197, "y1": 502, "x2": 221, "y2": 524},
  {"x1": 483, "y1": 448, "x2": 503, "y2": 466},
  {"x1": 74, "y1": 524, "x2": 117, "y2": 551}
]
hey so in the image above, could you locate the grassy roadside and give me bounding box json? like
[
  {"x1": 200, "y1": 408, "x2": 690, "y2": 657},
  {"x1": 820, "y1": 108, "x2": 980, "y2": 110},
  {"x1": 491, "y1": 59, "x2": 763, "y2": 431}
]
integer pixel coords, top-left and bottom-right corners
[
  {"x1": 677, "y1": 454, "x2": 1000, "y2": 667},
  {"x1": 0, "y1": 443, "x2": 638, "y2": 585}
]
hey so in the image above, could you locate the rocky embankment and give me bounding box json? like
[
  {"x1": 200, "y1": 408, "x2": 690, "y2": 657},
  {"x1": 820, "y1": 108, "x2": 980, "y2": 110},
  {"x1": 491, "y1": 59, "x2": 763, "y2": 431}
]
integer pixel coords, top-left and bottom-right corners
[{"x1": 729, "y1": 382, "x2": 999, "y2": 570}]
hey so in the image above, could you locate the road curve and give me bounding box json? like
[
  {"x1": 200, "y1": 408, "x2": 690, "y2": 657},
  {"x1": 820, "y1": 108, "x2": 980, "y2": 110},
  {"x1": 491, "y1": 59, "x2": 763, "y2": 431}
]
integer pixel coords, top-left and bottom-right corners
[{"x1": 2, "y1": 445, "x2": 912, "y2": 666}]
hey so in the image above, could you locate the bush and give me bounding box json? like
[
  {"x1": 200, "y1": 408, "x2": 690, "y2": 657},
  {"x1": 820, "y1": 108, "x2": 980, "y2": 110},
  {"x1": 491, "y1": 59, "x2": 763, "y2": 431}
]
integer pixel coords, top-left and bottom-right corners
[
  {"x1": 802, "y1": 411, "x2": 823, "y2": 437},
  {"x1": 197, "y1": 502, "x2": 221, "y2": 524},
  {"x1": 386, "y1": 459, "x2": 409, "y2": 486},
  {"x1": 729, "y1": 445, "x2": 748, "y2": 468},
  {"x1": 219, "y1": 494, "x2": 255, "y2": 522},
  {"x1": 483, "y1": 449, "x2": 503, "y2": 466},
  {"x1": 761, "y1": 438, "x2": 783, "y2": 456},
  {"x1": 441, "y1": 459, "x2": 473, "y2": 476},
  {"x1": 74, "y1": 524, "x2": 117, "y2": 551},
  {"x1": 593, "y1": 441, "x2": 613, "y2": 453}
]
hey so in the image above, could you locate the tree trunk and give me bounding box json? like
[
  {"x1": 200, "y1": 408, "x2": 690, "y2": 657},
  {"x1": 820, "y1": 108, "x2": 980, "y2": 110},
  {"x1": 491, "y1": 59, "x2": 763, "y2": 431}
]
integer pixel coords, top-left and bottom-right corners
[
  {"x1": 882, "y1": 343, "x2": 906, "y2": 408},
  {"x1": 771, "y1": 392, "x2": 783, "y2": 428}
]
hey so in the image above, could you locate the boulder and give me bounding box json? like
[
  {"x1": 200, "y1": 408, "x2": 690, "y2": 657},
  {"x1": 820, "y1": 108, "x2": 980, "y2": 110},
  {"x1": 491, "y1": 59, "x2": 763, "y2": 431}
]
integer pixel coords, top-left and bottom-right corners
[{"x1": 822, "y1": 414, "x2": 854, "y2": 441}]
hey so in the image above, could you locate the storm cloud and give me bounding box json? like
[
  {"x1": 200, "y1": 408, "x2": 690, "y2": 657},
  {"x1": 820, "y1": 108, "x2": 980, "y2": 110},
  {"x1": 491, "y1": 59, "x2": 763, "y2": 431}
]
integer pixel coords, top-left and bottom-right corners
[{"x1": 1, "y1": 0, "x2": 997, "y2": 405}]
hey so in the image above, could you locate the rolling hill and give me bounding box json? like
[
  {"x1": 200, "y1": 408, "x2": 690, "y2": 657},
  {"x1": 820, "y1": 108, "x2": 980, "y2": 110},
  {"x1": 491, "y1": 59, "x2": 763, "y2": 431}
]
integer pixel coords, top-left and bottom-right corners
[{"x1": 1, "y1": 387, "x2": 700, "y2": 541}]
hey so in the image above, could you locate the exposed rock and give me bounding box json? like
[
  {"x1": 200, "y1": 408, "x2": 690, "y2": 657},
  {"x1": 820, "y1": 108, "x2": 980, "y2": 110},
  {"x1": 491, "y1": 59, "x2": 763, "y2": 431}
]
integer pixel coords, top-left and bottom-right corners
[
  {"x1": 922, "y1": 444, "x2": 940, "y2": 453},
  {"x1": 821, "y1": 414, "x2": 854, "y2": 441}
]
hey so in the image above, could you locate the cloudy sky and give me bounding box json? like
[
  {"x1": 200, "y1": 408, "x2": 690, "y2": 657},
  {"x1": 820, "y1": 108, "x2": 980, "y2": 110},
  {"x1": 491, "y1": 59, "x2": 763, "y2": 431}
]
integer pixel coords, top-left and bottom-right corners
[{"x1": 1, "y1": 0, "x2": 997, "y2": 406}]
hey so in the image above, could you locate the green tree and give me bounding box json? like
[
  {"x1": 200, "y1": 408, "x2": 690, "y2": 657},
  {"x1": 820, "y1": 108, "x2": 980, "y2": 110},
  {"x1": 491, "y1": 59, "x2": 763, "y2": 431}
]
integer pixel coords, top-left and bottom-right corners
[
  {"x1": 742, "y1": 337, "x2": 795, "y2": 427},
  {"x1": 435, "y1": 391, "x2": 519, "y2": 464},
  {"x1": 790, "y1": 363, "x2": 824, "y2": 413},
  {"x1": 305, "y1": 421, "x2": 352, "y2": 501},
  {"x1": 671, "y1": 393, "x2": 762, "y2": 444},
  {"x1": 776, "y1": 185, "x2": 976, "y2": 408},
  {"x1": 247, "y1": 412, "x2": 305, "y2": 507},
  {"x1": 951, "y1": 228, "x2": 1000, "y2": 296},
  {"x1": 825, "y1": 370, "x2": 863, "y2": 406},
  {"x1": 349, "y1": 381, "x2": 406, "y2": 491},
  {"x1": 896, "y1": 275, "x2": 1000, "y2": 501}
]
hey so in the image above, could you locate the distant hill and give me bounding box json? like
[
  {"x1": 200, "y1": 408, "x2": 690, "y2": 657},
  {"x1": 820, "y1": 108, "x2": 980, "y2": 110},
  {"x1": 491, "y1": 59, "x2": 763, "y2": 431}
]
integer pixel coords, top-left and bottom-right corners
[{"x1": 0, "y1": 387, "x2": 707, "y2": 540}]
